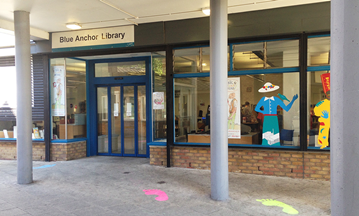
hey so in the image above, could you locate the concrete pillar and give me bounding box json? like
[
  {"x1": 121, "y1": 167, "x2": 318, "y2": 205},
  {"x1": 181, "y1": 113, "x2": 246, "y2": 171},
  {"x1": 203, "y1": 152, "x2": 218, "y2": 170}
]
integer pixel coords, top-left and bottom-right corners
[
  {"x1": 331, "y1": 0, "x2": 359, "y2": 214},
  {"x1": 210, "y1": 0, "x2": 228, "y2": 201},
  {"x1": 14, "y1": 11, "x2": 32, "y2": 184}
]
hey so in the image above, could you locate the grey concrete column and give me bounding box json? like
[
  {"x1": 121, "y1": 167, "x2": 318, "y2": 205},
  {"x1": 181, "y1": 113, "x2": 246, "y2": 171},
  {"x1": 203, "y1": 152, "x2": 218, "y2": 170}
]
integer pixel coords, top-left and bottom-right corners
[
  {"x1": 210, "y1": 0, "x2": 228, "y2": 201},
  {"x1": 14, "y1": 11, "x2": 33, "y2": 184},
  {"x1": 331, "y1": 0, "x2": 359, "y2": 214}
]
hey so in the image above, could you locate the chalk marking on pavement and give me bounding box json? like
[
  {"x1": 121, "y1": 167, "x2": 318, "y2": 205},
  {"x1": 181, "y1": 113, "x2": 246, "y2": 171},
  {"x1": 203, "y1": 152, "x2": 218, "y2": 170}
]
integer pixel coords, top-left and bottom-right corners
[
  {"x1": 256, "y1": 199, "x2": 299, "y2": 215},
  {"x1": 143, "y1": 189, "x2": 168, "y2": 201},
  {"x1": 33, "y1": 164, "x2": 56, "y2": 169}
]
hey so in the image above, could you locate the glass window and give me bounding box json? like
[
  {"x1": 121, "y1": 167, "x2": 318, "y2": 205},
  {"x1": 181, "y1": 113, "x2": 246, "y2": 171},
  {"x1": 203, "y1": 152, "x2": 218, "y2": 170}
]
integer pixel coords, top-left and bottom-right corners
[
  {"x1": 0, "y1": 120, "x2": 45, "y2": 139},
  {"x1": 0, "y1": 119, "x2": 15, "y2": 139},
  {"x1": 0, "y1": 65, "x2": 17, "y2": 139},
  {"x1": 174, "y1": 48, "x2": 201, "y2": 73},
  {"x1": 66, "y1": 59, "x2": 87, "y2": 139},
  {"x1": 152, "y1": 52, "x2": 167, "y2": 142},
  {"x1": 0, "y1": 60, "x2": 45, "y2": 140},
  {"x1": 174, "y1": 77, "x2": 210, "y2": 142},
  {"x1": 174, "y1": 73, "x2": 300, "y2": 148},
  {"x1": 266, "y1": 40, "x2": 299, "y2": 68},
  {"x1": 233, "y1": 42, "x2": 264, "y2": 70},
  {"x1": 308, "y1": 70, "x2": 330, "y2": 149},
  {"x1": 233, "y1": 40, "x2": 299, "y2": 70},
  {"x1": 308, "y1": 37, "x2": 330, "y2": 66},
  {"x1": 51, "y1": 58, "x2": 87, "y2": 140},
  {"x1": 174, "y1": 46, "x2": 230, "y2": 73},
  {"x1": 95, "y1": 61, "x2": 146, "y2": 77}
]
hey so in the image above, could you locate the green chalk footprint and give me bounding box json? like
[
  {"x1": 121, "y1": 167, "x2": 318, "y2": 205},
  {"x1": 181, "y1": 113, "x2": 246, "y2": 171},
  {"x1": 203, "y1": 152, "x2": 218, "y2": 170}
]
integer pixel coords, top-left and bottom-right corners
[{"x1": 256, "y1": 199, "x2": 299, "y2": 215}]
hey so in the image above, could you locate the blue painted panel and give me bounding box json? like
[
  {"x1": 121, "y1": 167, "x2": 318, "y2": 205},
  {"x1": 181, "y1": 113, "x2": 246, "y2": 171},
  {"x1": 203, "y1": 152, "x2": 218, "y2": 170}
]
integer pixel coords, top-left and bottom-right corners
[
  {"x1": 134, "y1": 85, "x2": 139, "y2": 156},
  {"x1": 308, "y1": 34, "x2": 330, "y2": 38},
  {"x1": 308, "y1": 146, "x2": 330, "y2": 150},
  {"x1": 228, "y1": 144, "x2": 300, "y2": 149},
  {"x1": 228, "y1": 67, "x2": 299, "y2": 76},
  {"x1": 307, "y1": 66, "x2": 330, "y2": 71},
  {"x1": 52, "y1": 42, "x2": 135, "y2": 52},
  {"x1": 173, "y1": 68, "x2": 299, "y2": 79},
  {"x1": 120, "y1": 85, "x2": 125, "y2": 155},
  {"x1": 173, "y1": 72, "x2": 210, "y2": 78},
  {"x1": 174, "y1": 142, "x2": 300, "y2": 149},
  {"x1": 107, "y1": 87, "x2": 112, "y2": 154},
  {"x1": 147, "y1": 142, "x2": 167, "y2": 146},
  {"x1": 86, "y1": 60, "x2": 91, "y2": 156},
  {"x1": 51, "y1": 138, "x2": 87, "y2": 143},
  {"x1": 146, "y1": 57, "x2": 152, "y2": 158}
]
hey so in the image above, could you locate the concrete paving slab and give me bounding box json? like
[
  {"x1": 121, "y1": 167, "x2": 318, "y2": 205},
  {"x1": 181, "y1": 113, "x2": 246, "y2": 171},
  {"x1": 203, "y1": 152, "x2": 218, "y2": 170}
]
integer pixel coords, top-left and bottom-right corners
[{"x1": 0, "y1": 156, "x2": 330, "y2": 216}]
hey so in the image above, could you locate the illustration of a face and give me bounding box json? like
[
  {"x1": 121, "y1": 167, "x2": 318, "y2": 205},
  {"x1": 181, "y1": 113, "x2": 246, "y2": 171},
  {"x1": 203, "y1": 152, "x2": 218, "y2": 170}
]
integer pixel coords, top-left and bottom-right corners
[{"x1": 229, "y1": 93, "x2": 235, "y2": 99}]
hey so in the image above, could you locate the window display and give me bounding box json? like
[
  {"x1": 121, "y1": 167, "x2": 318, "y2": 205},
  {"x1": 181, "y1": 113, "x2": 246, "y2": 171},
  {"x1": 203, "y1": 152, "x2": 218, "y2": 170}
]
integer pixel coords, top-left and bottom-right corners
[
  {"x1": 51, "y1": 58, "x2": 87, "y2": 140},
  {"x1": 174, "y1": 73, "x2": 300, "y2": 148}
]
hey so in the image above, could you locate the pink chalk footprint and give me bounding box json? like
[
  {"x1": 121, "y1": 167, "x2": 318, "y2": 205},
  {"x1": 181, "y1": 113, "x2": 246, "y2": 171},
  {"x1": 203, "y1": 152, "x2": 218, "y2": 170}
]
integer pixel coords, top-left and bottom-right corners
[{"x1": 143, "y1": 189, "x2": 168, "y2": 201}]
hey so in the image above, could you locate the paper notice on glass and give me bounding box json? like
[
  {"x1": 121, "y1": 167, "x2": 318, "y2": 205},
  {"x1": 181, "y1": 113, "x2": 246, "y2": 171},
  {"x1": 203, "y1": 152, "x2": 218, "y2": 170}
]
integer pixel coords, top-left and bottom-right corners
[
  {"x1": 114, "y1": 103, "x2": 119, "y2": 116},
  {"x1": 126, "y1": 103, "x2": 132, "y2": 116},
  {"x1": 153, "y1": 92, "x2": 165, "y2": 110},
  {"x1": 228, "y1": 78, "x2": 241, "y2": 139},
  {"x1": 3, "y1": 130, "x2": 8, "y2": 138},
  {"x1": 13, "y1": 126, "x2": 17, "y2": 138},
  {"x1": 52, "y1": 66, "x2": 66, "y2": 116}
]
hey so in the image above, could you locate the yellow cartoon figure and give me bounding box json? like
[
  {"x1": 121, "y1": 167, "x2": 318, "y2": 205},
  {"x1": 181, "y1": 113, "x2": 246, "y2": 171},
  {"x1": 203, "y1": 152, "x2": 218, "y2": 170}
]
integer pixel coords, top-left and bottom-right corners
[{"x1": 314, "y1": 98, "x2": 330, "y2": 149}]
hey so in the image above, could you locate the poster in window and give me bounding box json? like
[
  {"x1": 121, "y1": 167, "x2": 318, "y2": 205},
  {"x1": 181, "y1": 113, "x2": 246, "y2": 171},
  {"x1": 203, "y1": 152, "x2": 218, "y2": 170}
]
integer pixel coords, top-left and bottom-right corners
[
  {"x1": 228, "y1": 78, "x2": 241, "y2": 139},
  {"x1": 52, "y1": 66, "x2": 66, "y2": 116},
  {"x1": 153, "y1": 92, "x2": 165, "y2": 110}
]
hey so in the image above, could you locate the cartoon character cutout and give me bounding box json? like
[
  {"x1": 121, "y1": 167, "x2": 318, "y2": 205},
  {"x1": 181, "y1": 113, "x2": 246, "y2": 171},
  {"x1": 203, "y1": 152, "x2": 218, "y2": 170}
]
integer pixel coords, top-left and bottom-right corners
[
  {"x1": 314, "y1": 73, "x2": 330, "y2": 149},
  {"x1": 255, "y1": 82, "x2": 298, "y2": 146}
]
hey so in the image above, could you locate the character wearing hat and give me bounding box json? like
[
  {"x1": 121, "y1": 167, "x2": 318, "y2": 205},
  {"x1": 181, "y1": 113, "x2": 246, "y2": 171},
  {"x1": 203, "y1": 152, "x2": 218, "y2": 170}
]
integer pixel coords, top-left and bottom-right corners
[{"x1": 255, "y1": 82, "x2": 298, "y2": 146}]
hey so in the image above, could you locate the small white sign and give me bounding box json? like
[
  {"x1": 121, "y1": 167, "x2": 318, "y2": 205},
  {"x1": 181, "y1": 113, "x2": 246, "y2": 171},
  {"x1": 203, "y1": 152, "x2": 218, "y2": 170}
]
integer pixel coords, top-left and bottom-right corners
[
  {"x1": 52, "y1": 25, "x2": 134, "y2": 50},
  {"x1": 13, "y1": 126, "x2": 17, "y2": 139},
  {"x1": 153, "y1": 92, "x2": 165, "y2": 110},
  {"x1": 3, "y1": 130, "x2": 8, "y2": 138},
  {"x1": 126, "y1": 103, "x2": 132, "y2": 116},
  {"x1": 114, "y1": 103, "x2": 119, "y2": 117}
]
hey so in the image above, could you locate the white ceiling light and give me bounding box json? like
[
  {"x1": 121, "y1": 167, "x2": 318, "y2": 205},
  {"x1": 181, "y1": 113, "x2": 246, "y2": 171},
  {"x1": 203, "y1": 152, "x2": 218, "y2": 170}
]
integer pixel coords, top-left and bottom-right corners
[
  {"x1": 66, "y1": 23, "x2": 82, "y2": 30},
  {"x1": 202, "y1": 8, "x2": 210, "y2": 16}
]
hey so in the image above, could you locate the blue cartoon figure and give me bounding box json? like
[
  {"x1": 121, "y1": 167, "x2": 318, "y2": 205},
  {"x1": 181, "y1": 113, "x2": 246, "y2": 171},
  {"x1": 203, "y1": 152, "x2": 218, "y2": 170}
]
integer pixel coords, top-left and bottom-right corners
[{"x1": 255, "y1": 82, "x2": 298, "y2": 146}]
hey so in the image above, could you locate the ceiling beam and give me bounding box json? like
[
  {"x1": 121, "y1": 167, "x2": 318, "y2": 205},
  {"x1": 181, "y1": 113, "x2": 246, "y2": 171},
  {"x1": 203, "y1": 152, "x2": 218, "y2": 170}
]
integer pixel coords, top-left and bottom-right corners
[{"x1": 0, "y1": 18, "x2": 49, "y2": 40}]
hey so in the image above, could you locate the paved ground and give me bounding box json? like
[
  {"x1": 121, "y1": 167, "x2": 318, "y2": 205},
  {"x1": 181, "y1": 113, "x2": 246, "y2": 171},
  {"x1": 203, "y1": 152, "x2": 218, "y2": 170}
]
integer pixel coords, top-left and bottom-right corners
[{"x1": 0, "y1": 156, "x2": 331, "y2": 216}]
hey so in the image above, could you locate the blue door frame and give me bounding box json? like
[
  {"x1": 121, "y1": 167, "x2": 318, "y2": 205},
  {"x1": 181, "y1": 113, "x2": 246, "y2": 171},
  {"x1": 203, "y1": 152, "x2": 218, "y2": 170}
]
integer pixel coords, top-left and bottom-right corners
[{"x1": 86, "y1": 57, "x2": 152, "y2": 157}]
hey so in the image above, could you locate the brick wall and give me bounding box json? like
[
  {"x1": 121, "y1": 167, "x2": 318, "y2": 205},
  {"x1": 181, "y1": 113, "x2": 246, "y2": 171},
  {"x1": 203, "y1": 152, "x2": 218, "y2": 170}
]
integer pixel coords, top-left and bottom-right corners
[
  {"x1": 0, "y1": 141, "x2": 45, "y2": 161},
  {"x1": 150, "y1": 146, "x2": 330, "y2": 181},
  {"x1": 0, "y1": 141, "x2": 87, "y2": 161},
  {"x1": 50, "y1": 141, "x2": 87, "y2": 161}
]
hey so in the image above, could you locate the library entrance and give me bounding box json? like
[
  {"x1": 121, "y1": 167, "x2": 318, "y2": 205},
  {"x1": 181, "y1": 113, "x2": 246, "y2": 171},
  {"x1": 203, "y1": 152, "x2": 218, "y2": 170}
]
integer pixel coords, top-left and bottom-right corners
[
  {"x1": 97, "y1": 84, "x2": 147, "y2": 156},
  {"x1": 90, "y1": 57, "x2": 151, "y2": 157}
]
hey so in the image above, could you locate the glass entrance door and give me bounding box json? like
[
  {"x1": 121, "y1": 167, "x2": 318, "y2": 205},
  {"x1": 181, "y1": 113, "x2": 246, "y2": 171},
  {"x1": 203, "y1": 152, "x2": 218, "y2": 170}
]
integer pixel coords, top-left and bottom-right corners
[{"x1": 97, "y1": 85, "x2": 146, "y2": 157}]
